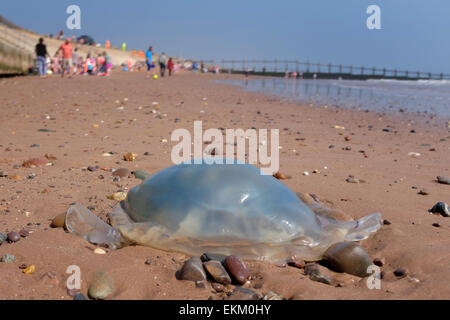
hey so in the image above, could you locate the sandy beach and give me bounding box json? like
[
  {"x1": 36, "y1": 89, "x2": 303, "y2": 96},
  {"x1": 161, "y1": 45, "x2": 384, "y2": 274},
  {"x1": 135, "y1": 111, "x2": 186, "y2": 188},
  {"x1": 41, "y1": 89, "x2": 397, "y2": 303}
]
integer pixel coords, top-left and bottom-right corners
[{"x1": 0, "y1": 71, "x2": 449, "y2": 300}]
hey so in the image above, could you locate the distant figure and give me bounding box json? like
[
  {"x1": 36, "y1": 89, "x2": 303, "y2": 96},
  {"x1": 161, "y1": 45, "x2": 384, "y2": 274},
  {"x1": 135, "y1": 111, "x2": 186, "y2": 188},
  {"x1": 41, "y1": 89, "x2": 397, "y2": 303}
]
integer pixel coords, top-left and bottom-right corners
[
  {"x1": 146, "y1": 46, "x2": 154, "y2": 75},
  {"x1": 35, "y1": 38, "x2": 49, "y2": 77},
  {"x1": 168, "y1": 57, "x2": 174, "y2": 76},
  {"x1": 72, "y1": 48, "x2": 79, "y2": 74},
  {"x1": 104, "y1": 52, "x2": 112, "y2": 76},
  {"x1": 121, "y1": 43, "x2": 127, "y2": 51},
  {"x1": 58, "y1": 39, "x2": 73, "y2": 78},
  {"x1": 106, "y1": 40, "x2": 110, "y2": 49},
  {"x1": 159, "y1": 52, "x2": 167, "y2": 77}
]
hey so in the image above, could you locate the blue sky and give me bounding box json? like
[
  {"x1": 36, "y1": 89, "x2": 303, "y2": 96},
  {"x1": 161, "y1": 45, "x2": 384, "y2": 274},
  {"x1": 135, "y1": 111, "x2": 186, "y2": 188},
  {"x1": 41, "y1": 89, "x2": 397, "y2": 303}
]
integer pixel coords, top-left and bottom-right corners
[{"x1": 2, "y1": 0, "x2": 449, "y2": 73}]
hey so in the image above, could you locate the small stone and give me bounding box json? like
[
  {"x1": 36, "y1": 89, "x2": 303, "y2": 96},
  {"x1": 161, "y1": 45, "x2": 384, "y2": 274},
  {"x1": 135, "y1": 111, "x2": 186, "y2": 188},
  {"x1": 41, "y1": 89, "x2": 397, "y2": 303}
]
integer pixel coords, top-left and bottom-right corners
[
  {"x1": 1, "y1": 254, "x2": 15, "y2": 263},
  {"x1": 346, "y1": 177, "x2": 360, "y2": 184},
  {"x1": 418, "y1": 189, "x2": 429, "y2": 195},
  {"x1": 373, "y1": 257, "x2": 386, "y2": 267},
  {"x1": 0, "y1": 171, "x2": 6, "y2": 177},
  {"x1": 177, "y1": 257, "x2": 206, "y2": 282},
  {"x1": 323, "y1": 242, "x2": 372, "y2": 277},
  {"x1": 227, "y1": 287, "x2": 260, "y2": 300},
  {"x1": 429, "y1": 202, "x2": 450, "y2": 217},
  {"x1": 22, "y1": 158, "x2": 47, "y2": 168},
  {"x1": 87, "y1": 166, "x2": 98, "y2": 172},
  {"x1": 108, "y1": 192, "x2": 127, "y2": 201},
  {"x1": 195, "y1": 281, "x2": 206, "y2": 289},
  {"x1": 143, "y1": 152, "x2": 150, "y2": 156},
  {"x1": 112, "y1": 168, "x2": 130, "y2": 178},
  {"x1": 132, "y1": 170, "x2": 151, "y2": 181},
  {"x1": 382, "y1": 128, "x2": 391, "y2": 132},
  {"x1": 94, "y1": 248, "x2": 106, "y2": 255},
  {"x1": 273, "y1": 171, "x2": 286, "y2": 180},
  {"x1": 30, "y1": 144, "x2": 40, "y2": 148},
  {"x1": 73, "y1": 293, "x2": 88, "y2": 300},
  {"x1": 51, "y1": 213, "x2": 66, "y2": 228},
  {"x1": 44, "y1": 154, "x2": 57, "y2": 160},
  {"x1": 19, "y1": 229, "x2": 29, "y2": 237},
  {"x1": 203, "y1": 260, "x2": 232, "y2": 285},
  {"x1": 145, "y1": 258, "x2": 152, "y2": 265},
  {"x1": 123, "y1": 152, "x2": 137, "y2": 161},
  {"x1": 432, "y1": 222, "x2": 441, "y2": 227},
  {"x1": 23, "y1": 265, "x2": 36, "y2": 274},
  {"x1": 211, "y1": 283, "x2": 224, "y2": 292},
  {"x1": 383, "y1": 219, "x2": 392, "y2": 225},
  {"x1": 200, "y1": 252, "x2": 227, "y2": 264},
  {"x1": 393, "y1": 267, "x2": 407, "y2": 278},
  {"x1": 287, "y1": 257, "x2": 306, "y2": 269},
  {"x1": 309, "y1": 271, "x2": 332, "y2": 285},
  {"x1": 437, "y1": 176, "x2": 450, "y2": 185},
  {"x1": 7, "y1": 231, "x2": 20, "y2": 242},
  {"x1": 223, "y1": 255, "x2": 250, "y2": 285},
  {"x1": 262, "y1": 291, "x2": 284, "y2": 300},
  {"x1": 344, "y1": 136, "x2": 351, "y2": 141},
  {"x1": 88, "y1": 271, "x2": 114, "y2": 300},
  {"x1": 0, "y1": 232, "x2": 7, "y2": 245}
]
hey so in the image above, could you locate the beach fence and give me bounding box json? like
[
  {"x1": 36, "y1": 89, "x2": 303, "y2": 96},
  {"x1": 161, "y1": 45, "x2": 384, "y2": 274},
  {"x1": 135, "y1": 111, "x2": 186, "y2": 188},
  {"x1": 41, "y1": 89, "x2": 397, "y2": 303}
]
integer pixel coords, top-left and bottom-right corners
[{"x1": 194, "y1": 59, "x2": 450, "y2": 81}]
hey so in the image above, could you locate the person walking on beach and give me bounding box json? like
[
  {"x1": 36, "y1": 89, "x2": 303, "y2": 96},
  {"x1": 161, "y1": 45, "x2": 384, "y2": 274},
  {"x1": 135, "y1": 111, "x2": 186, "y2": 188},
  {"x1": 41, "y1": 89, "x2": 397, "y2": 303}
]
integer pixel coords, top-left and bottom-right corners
[
  {"x1": 146, "y1": 46, "x2": 154, "y2": 76},
  {"x1": 58, "y1": 39, "x2": 73, "y2": 78},
  {"x1": 159, "y1": 52, "x2": 167, "y2": 77},
  {"x1": 35, "y1": 38, "x2": 49, "y2": 78},
  {"x1": 168, "y1": 57, "x2": 174, "y2": 76}
]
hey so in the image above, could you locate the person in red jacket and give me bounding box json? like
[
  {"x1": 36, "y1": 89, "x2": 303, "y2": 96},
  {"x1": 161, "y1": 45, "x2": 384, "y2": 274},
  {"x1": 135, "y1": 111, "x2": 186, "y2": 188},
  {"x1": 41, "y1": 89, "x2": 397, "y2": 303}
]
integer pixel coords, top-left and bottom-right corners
[{"x1": 168, "y1": 58, "x2": 174, "y2": 76}]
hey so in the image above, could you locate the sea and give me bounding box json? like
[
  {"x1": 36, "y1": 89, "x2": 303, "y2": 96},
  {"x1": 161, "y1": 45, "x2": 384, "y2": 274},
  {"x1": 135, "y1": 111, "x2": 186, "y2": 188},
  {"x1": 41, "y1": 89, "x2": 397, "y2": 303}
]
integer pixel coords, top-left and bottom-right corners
[{"x1": 217, "y1": 78, "x2": 450, "y2": 118}]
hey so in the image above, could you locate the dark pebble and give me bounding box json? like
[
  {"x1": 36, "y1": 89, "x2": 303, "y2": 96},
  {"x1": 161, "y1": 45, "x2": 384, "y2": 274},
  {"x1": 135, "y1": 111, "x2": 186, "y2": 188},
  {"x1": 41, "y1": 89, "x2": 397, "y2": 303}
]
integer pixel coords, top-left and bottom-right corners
[
  {"x1": 19, "y1": 229, "x2": 30, "y2": 237},
  {"x1": 0, "y1": 232, "x2": 7, "y2": 245},
  {"x1": 112, "y1": 168, "x2": 130, "y2": 178},
  {"x1": 144, "y1": 258, "x2": 152, "y2": 265},
  {"x1": 328, "y1": 145, "x2": 335, "y2": 149},
  {"x1": 30, "y1": 144, "x2": 40, "y2": 148},
  {"x1": 195, "y1": 281, "x2": 206, "y2": 289},
  {"x1": 428, "y1": 202, "x2": 450, "y2": 217},
  {"x1": 203, "y1": 260, "x2": 232, "y2": 285},
  {"x1": 393, "y1": 267, "x2": 407, "y2": 278},
  {"x1": 7, "y1": 231, "x2": 20, "y2": 242},
  {"x1": 227, "y1": 287, "x2": 260, "y2": 300},
  {"x1": 73, "y1": 293, "x2": 88, "y2": 300},
  {"x1": 200, "y1": 252, "x2": 227, "y2": 264},
  {"x1": 223, "y1": 255, "x2": 250, "y2": 285},
  {"x1": 437, "y1": 176, "x2": 450, "y2": 185},
  {"x1": 211, "y1": 283, "x2": 224, "y2": 292},
  {"x1": 383, "y1": 219, "x2": 392, "y2": 225},
  {"x1": 176, "y1": 257, "x2": 206, "y2": 282},
  {"x1": 432, "y1": 222, "x2": 441, "y2": 227},
  {"x1": 373, "y1": 257, "x2": 386, "y2": 267},
  {"x1": 87, "y1": 166, "x2": 98, "y2": 172},
  {"x1": 143, "y1": 152, "x2": 150, "y2": 156}
]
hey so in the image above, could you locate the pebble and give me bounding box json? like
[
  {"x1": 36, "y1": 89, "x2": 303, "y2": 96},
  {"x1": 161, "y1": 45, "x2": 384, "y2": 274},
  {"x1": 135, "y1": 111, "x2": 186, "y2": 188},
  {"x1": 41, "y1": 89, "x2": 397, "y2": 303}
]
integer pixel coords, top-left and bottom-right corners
[
  {"x1": 1, "y1": 254, "x2": 15, "y2": 263},
  {"x1": 94, "y1": 248, "x2": 106, "y2": 255},
  {"x1": 346, "y1": 177, "x2": 360, "y2": 184},
  {"x1": 323, "y1": 242, "x2": 372, "y2": 277},
  {"x1": 437, "y1": 176, "x2": 450, "y2": 185},
  {"x1": 418, "y1": 189, "x2": 429, "y2": 195},
  {"x1": 19, "y1": 229, "x2": 29, "y2": 237},
  {"x1": 223, "y1": 255, "x2": 250, "y2": 285},
  {"x1": 227, "y1": 287, "x2": 260, "y2": 300},
  {"x1": 22, "y1": 158, "x2": 47, "y2": 168},
  {"x1": 51, "y1": 212, "x2": 67, "y2": 228},
  {"x1": 87, "y1": 166, "x2": 98, "y2": 172},
  {"x1": 428, "y1": 202, "x2": 450, "y2": 217},
  {"x1": 143, "y1": 152, "x2": 150, "y2": 156},
  {"x1": 393, "y1": 267, "x2": 408, "y2": 278},
  {"x1": 195, "y1": 281, "x2": 206, "y2": 289},
  {"x1": 272, "y1": 171, "x2": 286, "y2": 180},
  {"x1": 177, "y1": 257, "x2": 206, "y2": 281},
  {"x1": 112, "y1": 168, "x2": 130, "y2": 178},
  {"x1": 287, "y1": 257, "x2": 306, "y2": 269},
  {"x1": 30, "y1": 144, "x2": 40, "y2": 148},
  {"x1": 304, "y1": 263, "x2": 332, "y2": 285},
  {"x1": 373, "y1": 257, "x2": 386, "y2": 267},
  {"x1": 73, "y1": 293, "x2": 88, "y2": 300},
  {"x1": 200, "y1": 252, "x2": 227, "y2": 264},
  {"x1": 7, "y1": 231, "x2": 20, "y2": 242},
  {"x1": 145, "y1": 258, "x2": 152, "y2": 265},
  {"x1": 211, "y1": 283, "x2": 224, "y2": 292},
  {"x1": 0, "y1": 171, "x2": 6, "y2": 177},
  {"x1": 383, "y1": 219, "x2": 392, "y2": 225},
  {"x1": 0, "y1": 232, "x2": 7, "y2": 245},
  {"x1": 88, "y1": 271, "x2": 114, "y2": 300},
  {"x1": 432, "y1": 222, "x2": 441, "y2": 228},
  {"x1": 132, "y1": 170, "x2": 151, "y2": 181},
  {"x1": 123, "y1": 152, "x2": 137, "y2": 161},
  {"x1": 108, "y1": 192, "x2": 127, "y2": 201},
  {"x1": 262, "y1": 291, "x2": 284, "y2": 300},
  {"x1": 23, "y1": 265, "x2": 36, "y2": 274},
  {"x1": 203, "y1": 260, "x2": 232, "y2": 285}
]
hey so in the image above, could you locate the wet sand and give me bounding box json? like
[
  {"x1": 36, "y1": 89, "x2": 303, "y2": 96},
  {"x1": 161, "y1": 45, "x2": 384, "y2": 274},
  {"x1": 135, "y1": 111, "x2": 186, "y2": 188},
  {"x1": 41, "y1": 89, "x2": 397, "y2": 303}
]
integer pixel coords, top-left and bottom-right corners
[{"x1": 0, "y1": 71, "x2": 449, "y2": 299}]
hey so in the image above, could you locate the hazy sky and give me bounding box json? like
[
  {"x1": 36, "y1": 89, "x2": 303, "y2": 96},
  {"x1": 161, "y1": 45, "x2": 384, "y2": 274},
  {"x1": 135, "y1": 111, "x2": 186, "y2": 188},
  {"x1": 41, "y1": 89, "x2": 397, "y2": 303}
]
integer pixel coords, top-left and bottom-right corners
[{"x1": 2, "y1": 0, "x2": 449, "y2": 73}]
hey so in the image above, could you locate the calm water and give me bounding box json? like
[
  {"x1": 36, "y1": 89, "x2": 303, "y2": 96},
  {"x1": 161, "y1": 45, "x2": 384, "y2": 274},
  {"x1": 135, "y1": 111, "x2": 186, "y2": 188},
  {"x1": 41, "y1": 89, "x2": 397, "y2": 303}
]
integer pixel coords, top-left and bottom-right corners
[{"x1": 217, "y1": 78, "x2": 450, "y2": 118}]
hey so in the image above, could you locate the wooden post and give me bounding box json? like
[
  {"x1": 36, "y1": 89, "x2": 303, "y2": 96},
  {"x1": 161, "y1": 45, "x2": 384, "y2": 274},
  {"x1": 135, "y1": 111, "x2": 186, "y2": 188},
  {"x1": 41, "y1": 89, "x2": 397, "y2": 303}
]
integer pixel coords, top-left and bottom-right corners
[
  {"x1": 361, "y1": 66, "x2": 365, "y2": 75},
  {"x1": 405, "y1": 70, "x2": 409, "y2": 78},
  {"x1": 383, "y1": 68, "x2": 386, "y2": 77},
  {"x1": 296, "y1": 60, "x2": 299, "y2": 73},
  {"x1": 416, "y1": 71, "x2": 420, "y2": 78},
  {"x1": 263, "y1": 60, "x2": 267, "y2": 73},
  {"x1": 440, "y1": 72, "x2": 443, "y2": 79},
  {"x1": 428, "y1": 72, "x2": 431, "y2": 79},
  {"x1": 372, "y1": 67, "x2": 375, "y2": 76},
  {"x1": 394, "y1": 69, "x2": 397, "y2": 77},
  {"x1": 328, "y1": 63, "x2": 331, "y2": 74},
  {"x1": 339, "y1": 64, "x2": 342, "y2": 73},
  {"x1": 349, "y1": 65, "x2": 352, "y2": 74},
  {"x1": 284, "y1": 60, "x2": 288, "y2": 72},
  {"x1": 221, "y1": 59, "x2": 224, "y2": 70},
  {"x1": 306, "y1": 61, "x2": 310, "y2": 73},
  {"x1": 231, "y1": 60, "x2": 235, "y2": 72},
  {"x1": 317, "y1": 63, "x2": 321, "y2": 73},
  {"x1": 274, "y1": 59, "x2": 278, "y2": 72}
]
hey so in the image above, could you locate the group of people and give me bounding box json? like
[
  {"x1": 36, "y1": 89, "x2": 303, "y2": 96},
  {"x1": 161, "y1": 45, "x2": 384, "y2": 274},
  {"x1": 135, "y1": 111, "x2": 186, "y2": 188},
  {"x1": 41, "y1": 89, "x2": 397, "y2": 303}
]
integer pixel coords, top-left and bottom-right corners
[
  {"x1": 35, "y1": 38, "x2": 112, "y2": 78},
  {"x1": 145, "y1": 46, "x2": 175, "y2": 77}
]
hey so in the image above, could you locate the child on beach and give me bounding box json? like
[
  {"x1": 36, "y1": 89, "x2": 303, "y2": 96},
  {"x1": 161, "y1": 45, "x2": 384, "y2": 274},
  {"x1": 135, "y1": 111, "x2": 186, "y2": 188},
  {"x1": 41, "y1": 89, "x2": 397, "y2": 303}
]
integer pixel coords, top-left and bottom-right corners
[{"x1": 168, "y1": 57, "x2": 174, "y2": 76}]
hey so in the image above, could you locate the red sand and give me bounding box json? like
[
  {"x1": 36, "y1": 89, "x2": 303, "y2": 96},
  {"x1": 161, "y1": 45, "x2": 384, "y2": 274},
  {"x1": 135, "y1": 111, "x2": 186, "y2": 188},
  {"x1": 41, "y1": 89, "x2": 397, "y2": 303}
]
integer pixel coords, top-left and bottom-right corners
[{"x1": 0, "y1": 72, "x2": 449, "y2": 299}]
